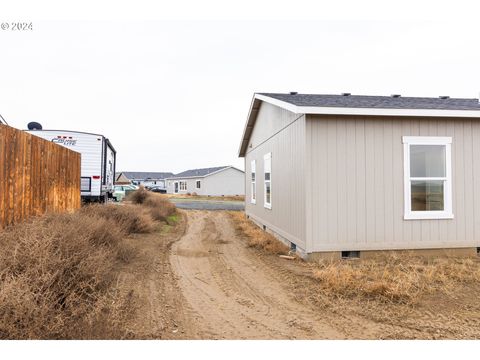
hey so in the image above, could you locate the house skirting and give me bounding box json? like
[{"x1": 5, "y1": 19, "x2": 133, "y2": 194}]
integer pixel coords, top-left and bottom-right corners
[{"x1": 306, "y1": 247, "x2": 477, "y2": 261}]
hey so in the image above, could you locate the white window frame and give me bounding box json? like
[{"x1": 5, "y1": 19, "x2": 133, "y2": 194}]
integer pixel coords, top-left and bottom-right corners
[
  {"x1": 403, "y1": 136, "x2": 453, "y2": 220},
  {"x1": 264, "y1": 153, "x2": 272, "y2": 209},
  {"x1": 251, "y1": 160, "x2": 256, "y2": 204},
  {"x1": 179, "y1": 181, "x2": 187, "y2": 191},
  {"x1": 196, "y1": 180, "x2": 201, "y2": 189}
]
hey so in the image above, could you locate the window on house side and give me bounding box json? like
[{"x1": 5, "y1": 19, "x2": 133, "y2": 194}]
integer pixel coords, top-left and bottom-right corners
[
  {"x1": 180, "y1": 181, "x2": 187, "y2": 191},
  {"x1": 264, "y1": 153, "x2": 271, "y2": 209},
  {"x1": 251, "y1": 160, "x2": 256, "y2": 204},
  {"x1": 403, "y1": 136, "x2": 453, "y2": 220},
  {"x1": 196, "y1": 180, "x2": 201, "y2": 189}
]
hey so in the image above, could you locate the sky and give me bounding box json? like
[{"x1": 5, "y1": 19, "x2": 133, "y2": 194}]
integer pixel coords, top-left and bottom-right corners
[{"x1": 1, "y1": 19, "x2": 480, "y2": 173}]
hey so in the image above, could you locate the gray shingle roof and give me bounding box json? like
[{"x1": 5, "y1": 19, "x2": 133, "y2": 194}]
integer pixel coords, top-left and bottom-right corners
[
  {"x1": 168, "y1": 166, "x2": 230, "y2": 179},
  {"x1": 259, "y1": 93, "x2": 480, "y2": 111},
  {"x1": 120, "y1": 172, "x2": 174, "y2": 180}
]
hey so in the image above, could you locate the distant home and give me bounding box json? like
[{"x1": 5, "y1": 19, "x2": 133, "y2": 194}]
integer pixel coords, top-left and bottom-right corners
[
  {"x1": 115, "y1": 171, "x2": 174, "y2": 189},
  {"x1": 239, "y1": 92, "x2": 480, "y2": 260},
  {"x1": 166, "y1": 166, "x2": 244, "y2": 196}
]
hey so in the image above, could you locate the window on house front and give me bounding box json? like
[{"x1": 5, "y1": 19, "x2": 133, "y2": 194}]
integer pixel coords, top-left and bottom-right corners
[
  {"x1": 264, "y1": 153, "x2": 271, "y2": 209},
  {"x1": 403, "y1": 136, "x2": 453, "y2": 220},
  {"x1": 179, "y1": 181, "x2": 187, "y2": 191},
  {"x1": 251, "y1": 160, "x2": 256, "y2": 204},
  {"x1": 196, "y1": 180, "x2": 201, "y2": 189}
]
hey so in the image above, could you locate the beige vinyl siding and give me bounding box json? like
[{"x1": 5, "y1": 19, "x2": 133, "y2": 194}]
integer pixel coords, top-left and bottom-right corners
[
  {"x1": 245, "y1": 102, "x2": 307, "y2": 250},
  {"x1": 306, "y1": 115, "x2": 480, "y2": 252},
  {"x1": 248, "y1": 101, "x2": 304, "y2": 149}
]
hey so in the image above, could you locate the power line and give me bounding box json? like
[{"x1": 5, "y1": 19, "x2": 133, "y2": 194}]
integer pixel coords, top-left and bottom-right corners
[{"x1": 0, "y1": 113, "x2": 9, "y2": 125}]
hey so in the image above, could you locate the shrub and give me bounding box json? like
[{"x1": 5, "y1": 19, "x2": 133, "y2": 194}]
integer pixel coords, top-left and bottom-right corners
[
  {"x1": 127, "y1": 187, "x2": 149, "y2": 204},
  {"x1": 144, "y1": 196, "x2": 176, "y2": 222},
  {"x1": 80, "y1": 204, "x2": 154, "y2": 234},
  {"x1": 0, "y1": 210, "x2": 137, "y2": 339}
]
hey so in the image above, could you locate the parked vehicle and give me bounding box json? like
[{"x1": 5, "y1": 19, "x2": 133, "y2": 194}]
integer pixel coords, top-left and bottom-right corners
[
  {"x1": 150, "y1": 186, "x2": 167, "y2": 193},
  {"x1": 27, "y1": 127, "x2": 116, "y2": 202}
]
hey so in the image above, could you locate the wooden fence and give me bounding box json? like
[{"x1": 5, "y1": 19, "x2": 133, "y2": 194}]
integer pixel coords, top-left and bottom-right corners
[{"x1": 0, "y1": 125, "x2": 81, "y2": 228}]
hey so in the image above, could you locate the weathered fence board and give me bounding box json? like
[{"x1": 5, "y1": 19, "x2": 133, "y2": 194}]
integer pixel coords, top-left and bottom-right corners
[{"x1": 0, "y1": 125, "x2": 81, "y2": 228}]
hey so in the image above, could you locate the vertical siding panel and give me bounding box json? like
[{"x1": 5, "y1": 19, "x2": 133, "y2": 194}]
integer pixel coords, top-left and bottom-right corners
[
  {"x1": 374, "y1": 119, "x2": 385, "y2": 244},
  {"x1": 383, "y1": 119, "x2": 394, "y2": 244},
  {"x1": 365, "y1": 119, "x2": 376, "y2": 245},
  {"x1": 392, "y1": 118, "x2": 403, "y2": 244},
  {"x1": 327, "y1": 118, "x2": 338, "y2": 246},
  {"x1": 401, "y1": 119, "x2": 413, "y2": 245},
  {"x1": 445, "y1": 121, "x2": 457, "y2": 243},
  {"x1": 355, "y1": 117, "x2": 366, "y2": 245},
  {"x1": 463, "y1": 119, "x2": 474, "y2": 243},
  {"x1": 472, "y1": 121, "x2": 480, "y2": 242},
  {"x1": 337, "y1": 117, "x2": 348, "y2": 245},
  {"x1": 316, "y1": 118, "x2": 329, "y2": 248},
  {"x1": 345, "y1": 119, "x2": 356, "y2": 244},
  {"x1": 454, "y1": 120, "x2": 466, "y2": 243}
]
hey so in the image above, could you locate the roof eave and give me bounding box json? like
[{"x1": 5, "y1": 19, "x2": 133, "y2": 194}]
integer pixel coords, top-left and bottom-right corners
[{"x1": 238, "y1": 94, "x2": 480, "y2": 157}]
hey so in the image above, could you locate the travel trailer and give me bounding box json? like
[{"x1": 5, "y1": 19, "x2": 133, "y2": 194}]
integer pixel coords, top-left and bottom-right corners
[{"x1": 27, "y1": 126, "x2": 116, "y2": 202}]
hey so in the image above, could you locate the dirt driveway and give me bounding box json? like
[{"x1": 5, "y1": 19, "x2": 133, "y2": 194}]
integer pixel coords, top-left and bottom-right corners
[
  {"x1": 170, "y1": 211, "x2": 343, "y2": 339},
  {"x1": 118, "y1": 209, "x2": 480, "y2": 339}
]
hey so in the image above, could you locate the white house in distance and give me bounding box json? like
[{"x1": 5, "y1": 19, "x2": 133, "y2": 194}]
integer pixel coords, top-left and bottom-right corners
[
  {"x1": 239, "y1": 92, "x2": 480, "y2": 260},
  {"x1": 166, "y1": 166, "x2": 244, "y2": 196}
]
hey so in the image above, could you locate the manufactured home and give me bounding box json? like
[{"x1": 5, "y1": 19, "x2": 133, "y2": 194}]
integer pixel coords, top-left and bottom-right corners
[
  {"x1": 116, "y1": 171, "x2": 174, "y2": 190},
  {"x1": 239, "y1": 92, "x2": 480, "y2": 259},
  {"x1": 27, "y1": 128, "x2": 116, "y2": 202},
  {"x1": 166, "y1": 166, "x2": 244, "y2": 196}
]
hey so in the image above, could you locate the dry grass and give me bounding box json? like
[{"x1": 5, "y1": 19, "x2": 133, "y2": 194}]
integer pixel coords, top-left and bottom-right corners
[
  {"x1": 312, "y1": 255, "x2": 480, "y2": 304},
  {"x1": 165, "y1": 193, "x2": 245, "y2": 202},
  {"x1": 228, "y1": 212, "x2": 480, "y2": 306},
  {"x1": 144, "y1": 196, "x2": 176, "y2": 222},
  {"x1": 80, "y1": 204, "x2": 154, "y2": 234},
  {"x1": 228, "y1": 211, "x2": 289, "y2": 255},
  {"x1": 127, "y1": 187, "x2": 150, "y2": 204},
  {"x1": 0, "y1": 203, "x2": 157, "y2": 339},
  {"x1": 126, "y1": 189, "x2": 177, "y2": 222}
]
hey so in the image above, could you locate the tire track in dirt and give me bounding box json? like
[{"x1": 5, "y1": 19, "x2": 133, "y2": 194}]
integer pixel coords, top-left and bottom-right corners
[{"x1": 170, "y1": 210, "x2": 346, "y2": 339}]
